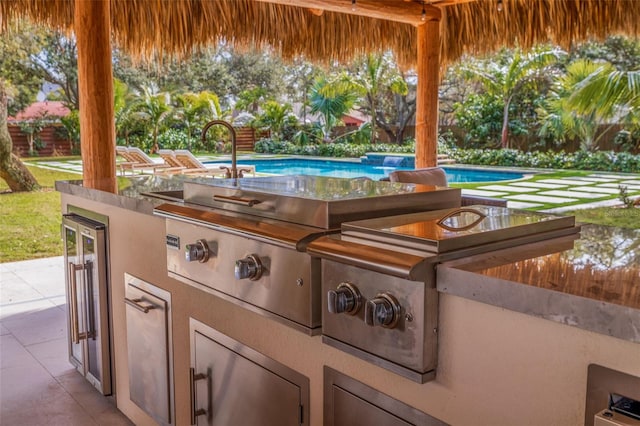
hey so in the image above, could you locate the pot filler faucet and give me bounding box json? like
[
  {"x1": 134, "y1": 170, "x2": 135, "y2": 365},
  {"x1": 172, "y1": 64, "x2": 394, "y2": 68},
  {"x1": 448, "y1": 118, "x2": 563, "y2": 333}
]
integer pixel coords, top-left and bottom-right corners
[{"x1": 201, "y1": 120, "x2": 251, "y2": 179}]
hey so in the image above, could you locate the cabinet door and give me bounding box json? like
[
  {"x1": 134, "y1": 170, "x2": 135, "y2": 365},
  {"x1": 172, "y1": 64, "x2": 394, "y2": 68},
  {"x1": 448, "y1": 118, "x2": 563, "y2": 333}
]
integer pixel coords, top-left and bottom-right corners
[
  {"x1": 331, "y1": 387, "x2": 412, "y2": 426},
  {"x1": 125, "y1": 274, "x2": 173, "y2": 425},
  {"x1": 324, "y1": 367, "x2": 447, "y2": 426},
  {"x1": 191, "y1": 319, "x2": 308, "y2": 426}
]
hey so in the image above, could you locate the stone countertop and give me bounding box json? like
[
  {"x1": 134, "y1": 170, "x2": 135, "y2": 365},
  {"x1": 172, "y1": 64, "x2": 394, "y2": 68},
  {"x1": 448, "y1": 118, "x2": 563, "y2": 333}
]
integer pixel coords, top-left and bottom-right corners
[
  {"x1": 55, "y1": 174, "x2": 193, "y2": 214},
  {"x1": 438, "y1": 224, "x2": 640, "y2": 343}
]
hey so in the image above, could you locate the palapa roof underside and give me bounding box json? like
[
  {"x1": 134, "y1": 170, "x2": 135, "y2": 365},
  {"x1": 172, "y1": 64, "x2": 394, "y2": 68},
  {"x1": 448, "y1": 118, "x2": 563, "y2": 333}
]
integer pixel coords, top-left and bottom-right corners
[{"x1": 1, "y1": 0, "x2": 638, "y2": 68}]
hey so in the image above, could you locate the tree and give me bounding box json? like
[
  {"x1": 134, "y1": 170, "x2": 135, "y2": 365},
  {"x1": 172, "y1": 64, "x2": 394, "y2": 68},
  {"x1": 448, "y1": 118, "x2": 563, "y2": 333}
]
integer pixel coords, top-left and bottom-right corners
[
  {"x1": 18, "y1": 112, "x2": 51, "y2": 156},
  {"x1": 59, "y1": 110, "x2": 80, "y2": 154},
  {"x1": 173, "y1": 91, "x2": 222, "y2": 149},
  {"x1": 252, "y1": 101, "x2": 295, "y2": 140},
  {"x1": 225, "y1": 47, "x2": 286, "y2": 103},
  {"x1": 569, "y1": 66, "x2": 640, "y2": 121},
  {"x1": 283, "y1": 59, "x2": 322, "y2": 124},
  {"x1": 538, "y1": 59, "x2": 624, "y2": 152},
  {"x1": 29, "y1": 31, "x2": 79, "y2": 110},
  {"x1": 1, "y1": 80, "x2": 39, "y2": 191},
  {"x1": 460, "y1": 47, "x2": 565, "y2": 148},
  {"x1": 308, "y1": 77, "x2": 359, "y2": 143},
  {"x1": 0, "y1": 22, "x2": 42, "y2": 191},
  {"x1": 345, "y1": 53, "x2": 408, "y2": 144},
  {"x1": 235, "y1": 87, "x2": 271, "y2": 114},
  {"x1": 132, "y1": 86, "x2": 173, "y2": 153},
  {"x1": 113, "y1": 79, "x2": 144, "y2": 147}
]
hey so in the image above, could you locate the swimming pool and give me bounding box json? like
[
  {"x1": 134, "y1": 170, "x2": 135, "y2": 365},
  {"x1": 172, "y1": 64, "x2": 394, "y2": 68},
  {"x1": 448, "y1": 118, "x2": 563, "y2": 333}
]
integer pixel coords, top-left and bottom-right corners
[{"x1": 205, "y1": 158, "x2": 524, "y2": 183}]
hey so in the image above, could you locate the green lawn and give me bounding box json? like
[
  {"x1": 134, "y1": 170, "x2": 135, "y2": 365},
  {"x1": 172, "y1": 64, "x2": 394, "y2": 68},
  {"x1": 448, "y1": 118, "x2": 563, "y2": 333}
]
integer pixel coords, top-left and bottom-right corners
[
  {"x1": 567, "y1": 206, "x2": 640, "y2": 229},
  {"x1": 1, "y1": 160, "x2": 638, "y2": 263},
  {"x1": 0, "y1": 164, "x2": 80, "y2": 263}
]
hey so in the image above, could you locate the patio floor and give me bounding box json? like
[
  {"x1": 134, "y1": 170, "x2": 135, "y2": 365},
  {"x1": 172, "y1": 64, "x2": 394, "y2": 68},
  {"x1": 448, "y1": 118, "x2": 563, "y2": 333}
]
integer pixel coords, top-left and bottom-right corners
[{"x1": 0, "y1": 256, "x2": 131, "y2": 425}]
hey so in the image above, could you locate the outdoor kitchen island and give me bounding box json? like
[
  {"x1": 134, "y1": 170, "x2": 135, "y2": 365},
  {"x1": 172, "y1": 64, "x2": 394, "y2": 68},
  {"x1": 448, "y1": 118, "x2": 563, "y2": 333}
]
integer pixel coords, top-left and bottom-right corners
[{"x1": 56, "y1": 174, "x2": 639, "y2": 426}]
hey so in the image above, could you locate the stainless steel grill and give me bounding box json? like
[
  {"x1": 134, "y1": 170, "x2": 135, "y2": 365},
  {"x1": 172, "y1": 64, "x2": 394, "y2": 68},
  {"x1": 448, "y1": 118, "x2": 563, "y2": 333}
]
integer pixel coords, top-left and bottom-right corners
[{"x1": 154, "y1": 175, "x2": 461, "y2": 335}]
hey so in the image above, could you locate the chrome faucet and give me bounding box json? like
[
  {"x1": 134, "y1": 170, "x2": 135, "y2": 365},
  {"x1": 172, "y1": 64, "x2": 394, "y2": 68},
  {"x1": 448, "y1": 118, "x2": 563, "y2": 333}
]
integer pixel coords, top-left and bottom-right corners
[{"x1": 201, "y1": 120, "x2": 250, "y2": 179}]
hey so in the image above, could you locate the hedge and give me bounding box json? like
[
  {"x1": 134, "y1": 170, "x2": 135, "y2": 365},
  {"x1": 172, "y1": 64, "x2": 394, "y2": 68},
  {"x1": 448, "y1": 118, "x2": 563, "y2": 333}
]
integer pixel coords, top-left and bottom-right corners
[{"x1": 254, "y1": 138, "x2": 640, "y2": 173}]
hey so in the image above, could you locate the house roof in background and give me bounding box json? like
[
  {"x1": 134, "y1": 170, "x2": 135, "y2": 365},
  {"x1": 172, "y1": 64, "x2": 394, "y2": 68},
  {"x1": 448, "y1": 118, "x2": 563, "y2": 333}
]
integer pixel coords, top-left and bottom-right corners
[{"x1": 8, "y1": 101, "x2": 70, "y2": 122}]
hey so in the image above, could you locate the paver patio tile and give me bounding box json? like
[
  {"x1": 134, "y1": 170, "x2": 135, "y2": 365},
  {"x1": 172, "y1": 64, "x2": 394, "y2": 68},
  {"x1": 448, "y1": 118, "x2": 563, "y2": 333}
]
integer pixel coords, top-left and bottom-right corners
[
  {"x1": 509, "y1": 182, "x2": 566, "y2": 189},
  {"x1": 479, "y1": 185, "x2": 538, "y2": 193},
  {"x1": 599, "y1": 183, "x2": 640, "y2": 191},
  {"x1": 569, "y1": 177, "x2": 621, "y2": 183},
  {"x1": 588, "y1": 173, "x2": 637, "y2": 180},
  {"x1": 460, "y1": 189, "x2": 506, "y2": 197},
  {"x1": 505, "y1": 194, "x2": 577, "y2": 204},
  {"x1": 506, "y1": 201, "x2": 543, "y2": 209},
  {"x1": 539, "y1": 190, "x2": 608, "y2": 199},
  {"x1": 537, "y1": 178, "x2": 598, "y2": 186},
  {"x1": 574, "y1": 186, "x2": 621, "y2": 194}
]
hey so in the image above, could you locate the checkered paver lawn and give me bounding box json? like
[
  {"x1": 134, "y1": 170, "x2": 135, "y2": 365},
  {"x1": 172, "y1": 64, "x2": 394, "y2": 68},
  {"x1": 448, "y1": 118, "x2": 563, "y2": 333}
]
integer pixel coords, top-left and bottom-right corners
[{"x1": 462, "y1": 173, "x2": 640, "y2": 211}]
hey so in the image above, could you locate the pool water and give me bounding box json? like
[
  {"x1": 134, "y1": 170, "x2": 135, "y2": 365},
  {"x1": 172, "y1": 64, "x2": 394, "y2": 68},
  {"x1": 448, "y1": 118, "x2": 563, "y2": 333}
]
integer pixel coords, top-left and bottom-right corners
[{"x1": 205, "y1": 158, "x2": 523, "y2": 183}]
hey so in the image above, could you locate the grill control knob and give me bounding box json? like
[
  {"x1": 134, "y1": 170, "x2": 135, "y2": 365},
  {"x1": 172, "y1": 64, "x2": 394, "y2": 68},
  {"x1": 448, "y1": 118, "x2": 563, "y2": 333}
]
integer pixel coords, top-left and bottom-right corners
[
  {"x1": 327, "y1": 282, "x2": 362, "y2": 315},
  {"x1": 364, "y1": 293, "x2": 401, "y2": 328},
  {"x1": 235, "y1": 254, "x2": 263, "y2": 281},
  {"x1": 185, "y1": 239, "x2": 210, "y2": 263}
]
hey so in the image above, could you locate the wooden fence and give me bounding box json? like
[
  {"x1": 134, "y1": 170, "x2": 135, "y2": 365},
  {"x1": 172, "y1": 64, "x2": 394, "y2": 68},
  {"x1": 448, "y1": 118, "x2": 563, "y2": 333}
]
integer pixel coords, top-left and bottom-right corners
[
  {"x1": 10, "y1": 125, "x2": 268, "y2": 158},
  {"x1": 9, "y1": 123, "x2": 635, "y2": 157},
  {"x1": 9, "y1": 124, "x2": 74, "y2": 157}
]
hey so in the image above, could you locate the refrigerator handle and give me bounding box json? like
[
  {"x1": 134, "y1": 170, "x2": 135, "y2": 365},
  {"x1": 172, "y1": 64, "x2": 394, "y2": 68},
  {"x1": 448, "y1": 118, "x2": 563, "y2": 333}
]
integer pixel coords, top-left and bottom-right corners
[
  {"x1": 84, "y1": 260, "x2": 96, "y2": 340},
  {"x1": 68, "y1": 262, "x2": 83, "y2": 344}
]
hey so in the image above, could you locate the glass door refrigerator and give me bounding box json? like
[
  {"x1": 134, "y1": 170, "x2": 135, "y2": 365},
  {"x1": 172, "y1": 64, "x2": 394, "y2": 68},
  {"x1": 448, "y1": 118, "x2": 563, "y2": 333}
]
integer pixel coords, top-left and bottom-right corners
[{"x1": 62, "y1": 213, "x2": 112, "y2": 395}]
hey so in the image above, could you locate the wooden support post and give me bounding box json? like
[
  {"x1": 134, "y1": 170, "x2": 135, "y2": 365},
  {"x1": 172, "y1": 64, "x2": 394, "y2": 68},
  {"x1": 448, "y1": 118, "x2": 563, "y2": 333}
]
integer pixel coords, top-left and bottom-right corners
[
  {"x1": 75, "y1": 0, "x2": 117, "y2": 193},
  {"x1": 415, "y1": 20, "x2": 440, "y2": 169}
]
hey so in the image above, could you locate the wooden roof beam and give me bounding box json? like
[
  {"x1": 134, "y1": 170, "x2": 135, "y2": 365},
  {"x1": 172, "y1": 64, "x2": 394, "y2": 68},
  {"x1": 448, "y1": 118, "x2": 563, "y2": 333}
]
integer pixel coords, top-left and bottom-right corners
[{"x1": 255, "y1": 0, "x2": 442, "y2": 25}]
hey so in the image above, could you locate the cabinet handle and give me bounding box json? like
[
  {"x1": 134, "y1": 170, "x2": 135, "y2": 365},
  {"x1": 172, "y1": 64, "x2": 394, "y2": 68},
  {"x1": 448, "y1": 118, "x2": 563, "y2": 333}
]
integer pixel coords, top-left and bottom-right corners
[
  {"x1": 68, "y1": 262, "x2": 82, "y2": 343},
  {"x1": 190, "y1": 367, "x2": 208, "y2": 425},
  {"x1": 124, "y1": 297, "x2": 155, "y2": 314}
]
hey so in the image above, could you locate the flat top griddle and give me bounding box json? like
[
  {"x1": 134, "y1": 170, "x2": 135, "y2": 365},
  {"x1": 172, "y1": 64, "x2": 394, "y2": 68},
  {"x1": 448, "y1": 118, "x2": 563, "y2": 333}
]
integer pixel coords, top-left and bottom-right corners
[
  {"x1": 342, "y1": 206, "x2": 577, "y2": 253},
  {"x1": 182, "y1": 175, "x2": 460, "y2": 229}
]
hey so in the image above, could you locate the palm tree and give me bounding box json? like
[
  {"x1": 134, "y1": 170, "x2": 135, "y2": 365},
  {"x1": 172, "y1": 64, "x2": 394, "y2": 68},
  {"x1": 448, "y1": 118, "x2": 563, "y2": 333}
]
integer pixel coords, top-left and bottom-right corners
[
  {"x1": 134, "y1": 86, "x2": 173, "y2": 153},
  {"x1": 308, "y1": 76, "x2": 359, "y2": 143},
  {"x1": 569, "y1": 65, "x2": 640, "y2": 151},
  {"x1": 174, "y1": 91, "x2": 222, "y2": 149},
  {"x1": 348, "y1": 54, "x2": 408, "y2": 144},
  {"x1": 113, "y1": 79, "x2": 140, "y2": 147},
  {"x1": 253, "y1": 100, "x2": 293, "y2": 140},
  {"x1": 538, "y1": 59, "x2": 630, "y2": 152},
  {"x1": 461, "y1": 47, "x2": 565, "y2": 148}
]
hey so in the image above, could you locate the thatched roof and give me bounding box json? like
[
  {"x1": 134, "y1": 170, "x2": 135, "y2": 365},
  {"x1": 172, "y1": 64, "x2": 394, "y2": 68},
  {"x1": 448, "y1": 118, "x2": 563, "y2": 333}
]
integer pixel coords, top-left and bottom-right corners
[{"x1": 1, "y1": 0, "x2": 638, "y2": 68}]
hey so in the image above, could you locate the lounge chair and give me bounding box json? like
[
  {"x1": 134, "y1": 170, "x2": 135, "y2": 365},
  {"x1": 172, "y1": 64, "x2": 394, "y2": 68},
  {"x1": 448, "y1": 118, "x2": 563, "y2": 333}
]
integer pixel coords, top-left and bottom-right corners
[
  {"x1": 115, "y1": 146, "x2": 138, "y2": 173},
  {"x1": 115, "y1": 146, "x2": 182, "y2": 175},
  {"x1": 388, "y1": 167, "x2": 507, "y2": 207},
  {"x1": 158, "y1": 149, "x2": 226, "y2": 178},
  {"x1": 174, "y1": 150, "x2": 256, "y2": 178}
]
